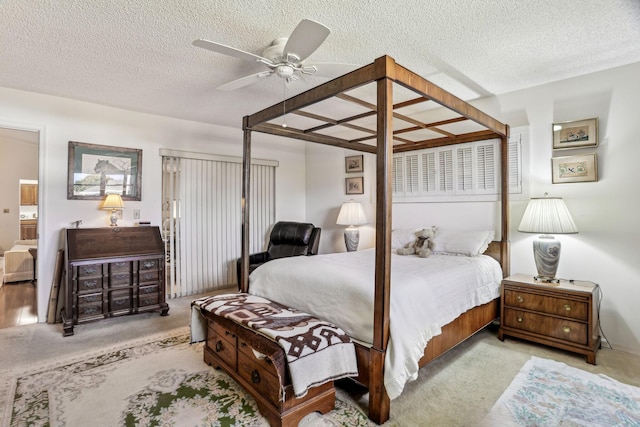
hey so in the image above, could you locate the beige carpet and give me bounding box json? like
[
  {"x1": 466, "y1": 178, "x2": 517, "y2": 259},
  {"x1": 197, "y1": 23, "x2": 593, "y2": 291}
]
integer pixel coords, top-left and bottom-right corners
[{"x1": 1, "y1": 290, "x2": 639, "y2": 426}]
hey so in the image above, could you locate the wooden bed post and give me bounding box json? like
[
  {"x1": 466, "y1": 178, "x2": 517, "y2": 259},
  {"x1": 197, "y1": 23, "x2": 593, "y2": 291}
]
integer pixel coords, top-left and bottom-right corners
[
  {"x1": 240, "y1": 116, "x2": 251, "y2": 293},
  {"x1": 369, "y1": 56, "x2": 395, "y2": 425},
  {"x1": 500, "y1": 131, "x2": 511, "y2": 277}
]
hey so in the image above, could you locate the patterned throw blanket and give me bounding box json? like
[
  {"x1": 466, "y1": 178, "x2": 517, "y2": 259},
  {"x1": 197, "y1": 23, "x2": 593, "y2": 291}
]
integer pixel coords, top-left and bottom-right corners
[{"x1": 192, "y1": 293, "x2": 358, "y2": 398}]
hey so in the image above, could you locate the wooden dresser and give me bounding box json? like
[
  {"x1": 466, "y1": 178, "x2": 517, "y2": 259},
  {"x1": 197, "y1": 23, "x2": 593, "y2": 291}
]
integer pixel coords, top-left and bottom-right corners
[
  {"x1": 61, "y1": 226, "x2": 169, "y2": 336},
  {"x1": 499, "y1": 273, "x2": 601, "y2": 364}
]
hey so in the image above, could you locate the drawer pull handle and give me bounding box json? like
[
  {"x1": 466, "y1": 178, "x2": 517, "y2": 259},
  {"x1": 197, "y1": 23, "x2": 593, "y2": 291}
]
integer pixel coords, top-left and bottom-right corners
[
  {"x1": 85, "y1": 280, "x2": 98, "y2": 288},
  {"x1": 562, "y1": 326, "x2": 571, "y2": 334},
  {"x1": 516, "y1": 316, "x2": 523, "y2": 323},
  {"x1": 564, "y1": 304, "x2": 571, "y2": 312},
  {"x1": 143, "y1": 261, "x2": 156, "y2": 269},
  {"x1": 516, "y1": 295, "x2": 524, "y2": 303},
  {"x1": 251, "y1": 369, "x2": 261, "y2": 384},
  {"x1": 83, "y1": 267, "x2": 97, "y2": 274},
  {"x1": 240, "y1": 342, "x2": 247, "y2": 348},
  {"x1": 215, "y1": 340, "x2": 223, "y2": 352}
]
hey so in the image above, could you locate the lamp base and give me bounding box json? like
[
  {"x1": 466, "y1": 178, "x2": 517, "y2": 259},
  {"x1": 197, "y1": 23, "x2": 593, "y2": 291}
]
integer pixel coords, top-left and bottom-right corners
[
  {"x1": 344, "y1": 226, "x2": 360, "y2": 252},
  {"x1": 109, "y1": 210, "x2": 119, "y2": 227},
  {"x1": 533, "y1": 235, "x2": 561, "y2": 282}
]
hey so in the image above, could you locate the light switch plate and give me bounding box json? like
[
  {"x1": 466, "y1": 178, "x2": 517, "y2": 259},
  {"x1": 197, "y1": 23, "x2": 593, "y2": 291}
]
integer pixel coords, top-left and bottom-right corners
[{"x1": 133, "y1": 209, "x2": 140, "y2": 219}]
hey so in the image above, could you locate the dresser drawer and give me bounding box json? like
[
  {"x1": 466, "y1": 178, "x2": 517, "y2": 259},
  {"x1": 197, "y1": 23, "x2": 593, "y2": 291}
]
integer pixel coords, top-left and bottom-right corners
[
  {"x1": 207, "y1": 321, "x2": 237, "y2": 369},
  {"x1": 139, "y1": 284, "x2": 159, "y2": 296},
  {"x1": 237, "y1": 347, "x2": 282, "y2": 406},
  {"x1": 138, "y1": 293, "x2": 159, "y2": 307},
  {"x1": 139, "y1": 259, "x2": 160, "y2": 271},
  {"x1": 77, "y1": 301, "x2": 103, "y2": 318},
  {"x1": 78, "y1": 264, "x2": 102, "y2": 277},
  {"x1": 503, "y1": 308, "x2": 588, "y2": 345},
  {"x1": 139, "y1": 270, "x2": 159, "y2": 283},
  {"x1": 109, "y1": 289, "x2": 132, "y2": 312},
  {"x1": 504, "y1": 289, "x2": 588, "y2": 320},
  {"x1": 109, "y1": 261, "x2": 131, "y2": 274},
  {"x1": 110, "y1": 272, "x2": 132, "y2": 287},
  {"x1": 78, "y1": 292, "x2": 102, "y2": 306},
  {"x1": 77, "y1": 277, "x2": 103, "y2": 292}
]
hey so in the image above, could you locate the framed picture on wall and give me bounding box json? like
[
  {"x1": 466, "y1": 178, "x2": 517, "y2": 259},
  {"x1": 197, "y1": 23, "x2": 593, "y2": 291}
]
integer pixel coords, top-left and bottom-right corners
[
  {"x1": 345, "y1": 155, "x2": 363, "y2": 173},
  {"x1": 67, "y1": 141, "x2": 143, "y2": 200},
  {"x1": 552, "y1": 153, "x2": 598, "y2": 183},
  {"x1": 345, "y1": 176, "x2": 364, "y2": 195},
  {"x1": 552, "y1": 118, "x2": 598, "y2": 150}
]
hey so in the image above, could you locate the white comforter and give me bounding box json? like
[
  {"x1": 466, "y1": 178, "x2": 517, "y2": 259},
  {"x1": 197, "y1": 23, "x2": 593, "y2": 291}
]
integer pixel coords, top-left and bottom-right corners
[{"x1": 248, "y1": 248, "x2": 502, "y2": 400}]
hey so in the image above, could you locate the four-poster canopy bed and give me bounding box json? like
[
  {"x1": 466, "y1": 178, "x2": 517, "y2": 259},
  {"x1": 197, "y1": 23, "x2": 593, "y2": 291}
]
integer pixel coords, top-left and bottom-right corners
[{"x1": 238, "y1": 55, "x2": 510, "y2": 424}]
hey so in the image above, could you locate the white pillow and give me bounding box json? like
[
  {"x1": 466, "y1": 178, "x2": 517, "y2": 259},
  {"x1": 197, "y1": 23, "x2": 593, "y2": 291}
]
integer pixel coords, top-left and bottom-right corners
[
  {"x1": 391, "y1": 228, "x2": 420, "y2": 249},
  {"x1": 432, "y1": 229, "x2": 494, "y2": 257}
]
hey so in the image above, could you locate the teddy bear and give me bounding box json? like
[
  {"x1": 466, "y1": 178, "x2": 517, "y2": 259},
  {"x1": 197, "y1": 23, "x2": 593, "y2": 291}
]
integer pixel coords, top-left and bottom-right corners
[{"x1": 396, "y1": 227, "x2": 437, "y2": 258}]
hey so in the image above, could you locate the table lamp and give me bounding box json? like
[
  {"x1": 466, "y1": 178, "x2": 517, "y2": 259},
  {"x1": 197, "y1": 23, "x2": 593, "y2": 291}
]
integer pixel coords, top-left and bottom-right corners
[
  {"x1": 102, "y1": 194, "x2": 125, "y2": 226},
  {"x1": 517, "y1": 193, "x2": 578, "y2": 282},
  {"x1": 336, "y1": 201, "x2": 368, "y2": 252}
]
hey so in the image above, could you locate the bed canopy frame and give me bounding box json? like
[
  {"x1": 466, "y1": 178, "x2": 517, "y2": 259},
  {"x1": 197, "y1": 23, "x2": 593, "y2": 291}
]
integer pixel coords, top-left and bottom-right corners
[{"x1": 239, "y1": 55, "x2": 510, "y2": 424}]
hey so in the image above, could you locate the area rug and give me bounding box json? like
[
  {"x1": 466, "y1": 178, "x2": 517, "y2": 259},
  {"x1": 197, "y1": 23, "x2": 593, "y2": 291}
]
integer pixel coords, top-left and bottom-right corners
[
  {"x1": 0, "y1": 327, "x2": 373, "y2": 426},
  {"x1": 481, "y1": 356, "x2": 640, "y2": 426}
]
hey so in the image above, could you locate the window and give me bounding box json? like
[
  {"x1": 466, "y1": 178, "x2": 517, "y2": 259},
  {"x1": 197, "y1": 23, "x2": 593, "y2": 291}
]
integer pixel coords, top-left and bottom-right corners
[{"x1": 392, "y1": 135, "x2": 522, "y2": 202}]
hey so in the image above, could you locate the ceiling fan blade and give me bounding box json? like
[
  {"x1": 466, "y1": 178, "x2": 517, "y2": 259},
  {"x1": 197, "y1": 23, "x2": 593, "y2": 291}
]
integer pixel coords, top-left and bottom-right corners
[
  {"x1": 217, "y1": 70, "x2": 274, "y2": 91},
  {"x1": 283, "y1": 19, "x2": 330, "y2": 63},
  {"x1": 193, "y1": 39, "x2": 272, "y2": 65},
  {"x1": 307, "y1": 62, "x2": 361, "y2": 78}
]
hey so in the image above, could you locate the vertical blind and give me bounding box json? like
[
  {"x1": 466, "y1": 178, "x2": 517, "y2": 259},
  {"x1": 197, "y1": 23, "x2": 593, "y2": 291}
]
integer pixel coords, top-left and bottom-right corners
[{"x1": 161, "y1": 150, "x2": 277, "y2": 298}]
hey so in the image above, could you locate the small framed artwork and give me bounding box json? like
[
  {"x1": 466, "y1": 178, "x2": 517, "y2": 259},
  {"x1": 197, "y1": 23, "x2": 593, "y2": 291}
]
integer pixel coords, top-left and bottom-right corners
[
  {"x1": 345, "y1": 176, "x2": 364, "y2": 195},
  {"x1": 552, "y1": 118, "x2": 598, "y2": 150},
  {"x1": 552, "y1": 153, "x2": 598, "y2": 184},
  {"x1": 345, "y1": 155, "x2": 364, "y2": 173},
  {"x1": 68, "y1": 141, "x2": 143, "y2": 200}
]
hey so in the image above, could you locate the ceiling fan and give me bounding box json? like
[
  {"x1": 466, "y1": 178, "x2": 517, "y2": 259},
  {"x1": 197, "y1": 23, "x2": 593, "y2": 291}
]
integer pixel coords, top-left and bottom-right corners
[{"x1": 193, "y1": 19, "x2": 357, "y2": 91}]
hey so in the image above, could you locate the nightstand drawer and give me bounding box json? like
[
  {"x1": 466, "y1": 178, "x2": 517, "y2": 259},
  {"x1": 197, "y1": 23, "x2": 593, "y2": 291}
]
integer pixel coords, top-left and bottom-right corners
[
  {"x1": 504, "y1": 289, "x2": 588, "y2": 320},
  {"x1": 503, "y1": 308, "x2": 588, "y2": 345}
]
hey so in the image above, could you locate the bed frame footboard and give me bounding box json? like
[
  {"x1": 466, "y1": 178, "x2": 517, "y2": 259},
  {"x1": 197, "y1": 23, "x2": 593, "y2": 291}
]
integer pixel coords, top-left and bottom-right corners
[{"x1": 352, "y1": 298, "x2": 499, "y2": 424}]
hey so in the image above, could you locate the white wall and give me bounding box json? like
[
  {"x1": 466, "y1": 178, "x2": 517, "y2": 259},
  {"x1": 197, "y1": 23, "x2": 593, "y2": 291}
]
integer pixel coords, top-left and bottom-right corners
[
  {"x1": 305, "y1": 62, "x2": 640, "y2": 355},
  {"x1": 0, "y1": 87, "x2": 307, "y2": 322}
]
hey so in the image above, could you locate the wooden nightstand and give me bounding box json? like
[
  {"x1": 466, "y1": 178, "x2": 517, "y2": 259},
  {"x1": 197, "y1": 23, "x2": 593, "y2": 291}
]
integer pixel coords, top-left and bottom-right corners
[{"x1": 498, "y1": 273, "x2": 601, "y2": 364}]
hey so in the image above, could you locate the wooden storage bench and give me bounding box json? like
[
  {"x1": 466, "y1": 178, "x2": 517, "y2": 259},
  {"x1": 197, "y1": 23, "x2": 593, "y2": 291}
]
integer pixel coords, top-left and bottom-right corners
[{"x1": 203, "y1": 312, "x2": 336, "y2": 427}]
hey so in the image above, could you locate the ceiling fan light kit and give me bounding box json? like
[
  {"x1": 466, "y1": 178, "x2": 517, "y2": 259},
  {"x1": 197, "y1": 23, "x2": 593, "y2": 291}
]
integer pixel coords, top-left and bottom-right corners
[{"x1": 193, "y1": 19, "x2": 355, "y2": 91}]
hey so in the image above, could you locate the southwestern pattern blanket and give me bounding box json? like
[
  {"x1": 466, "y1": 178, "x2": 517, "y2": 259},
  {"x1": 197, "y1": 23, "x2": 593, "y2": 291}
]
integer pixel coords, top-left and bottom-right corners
[{"x1": 192, "y1": 293, "x2": 358, "y2": 398}]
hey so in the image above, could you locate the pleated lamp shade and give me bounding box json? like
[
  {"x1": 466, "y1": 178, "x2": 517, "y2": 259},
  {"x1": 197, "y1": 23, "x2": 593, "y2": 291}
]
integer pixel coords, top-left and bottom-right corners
[{"x1": 517, "y1": 195, "x2": 577, "y2": 282}]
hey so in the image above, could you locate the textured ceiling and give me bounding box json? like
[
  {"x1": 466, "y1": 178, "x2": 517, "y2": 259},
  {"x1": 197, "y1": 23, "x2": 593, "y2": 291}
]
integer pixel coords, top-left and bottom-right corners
[{"x1": 1, "y1": 0, "x2": 639, "y2": 130}]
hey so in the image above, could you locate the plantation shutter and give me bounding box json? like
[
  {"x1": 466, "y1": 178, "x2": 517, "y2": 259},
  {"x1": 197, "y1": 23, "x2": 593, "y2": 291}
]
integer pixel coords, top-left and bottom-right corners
[
  {"x1": 404, "y1": 154, "x2": 419, "y2": 195},
  {"x1": 421, "y1": 151, "x2": 436, "y2": 193},
  {"x1": 456, "y1": 146, "x2": 473, "y2": 192},
  {"x1": 392, "y1": 155, "x2": 404, "y2": 196},
  {"x1": 476, "y1": 143, "x2": 496, "y2": 193},
  {"x1": 439, "y1": 149, "x2": 454, "y2": 193}
]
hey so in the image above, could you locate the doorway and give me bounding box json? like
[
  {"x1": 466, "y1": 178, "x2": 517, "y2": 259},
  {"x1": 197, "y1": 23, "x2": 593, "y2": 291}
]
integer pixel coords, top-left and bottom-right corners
[{"x1": 0, "y1": 126, "x2": 39, "y2": 328}]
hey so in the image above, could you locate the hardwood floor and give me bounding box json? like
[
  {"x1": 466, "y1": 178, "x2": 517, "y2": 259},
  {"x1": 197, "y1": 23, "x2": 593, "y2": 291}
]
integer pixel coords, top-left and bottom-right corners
[{"x1": 0, "y1": 280, "x2": 38, "y2": 329}]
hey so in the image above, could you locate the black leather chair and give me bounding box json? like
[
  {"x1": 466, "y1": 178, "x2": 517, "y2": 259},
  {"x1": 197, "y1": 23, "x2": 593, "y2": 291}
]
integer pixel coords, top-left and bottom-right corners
[{"x1": 236, "y1": 221, "x2": 321, "y2": 286}]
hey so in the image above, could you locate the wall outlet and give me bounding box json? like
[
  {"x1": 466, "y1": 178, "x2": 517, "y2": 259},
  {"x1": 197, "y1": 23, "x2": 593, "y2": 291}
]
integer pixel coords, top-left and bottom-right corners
[
  {"x1": 133, "y1": 209, "x2": 140, "y2": 219},
  {"x1": 3, "y1": 208, "x2": 9, "y2": 214}
]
